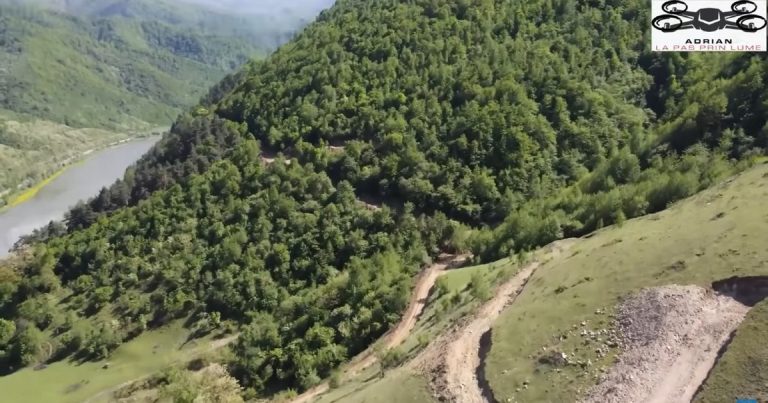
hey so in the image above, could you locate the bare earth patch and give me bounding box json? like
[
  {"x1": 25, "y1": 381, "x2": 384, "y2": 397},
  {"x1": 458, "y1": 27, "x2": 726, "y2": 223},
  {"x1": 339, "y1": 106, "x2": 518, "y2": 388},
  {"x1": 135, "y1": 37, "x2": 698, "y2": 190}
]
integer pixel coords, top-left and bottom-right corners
[
  {"x1": 415, "y1": 240, "x2": 574, "y2": 403},
  {"x1": 290, "y1": 253, "x2": 470, "y2": 403},
  {"x1": 583, "y1": 285, "x2": 750, "y2": 403}
]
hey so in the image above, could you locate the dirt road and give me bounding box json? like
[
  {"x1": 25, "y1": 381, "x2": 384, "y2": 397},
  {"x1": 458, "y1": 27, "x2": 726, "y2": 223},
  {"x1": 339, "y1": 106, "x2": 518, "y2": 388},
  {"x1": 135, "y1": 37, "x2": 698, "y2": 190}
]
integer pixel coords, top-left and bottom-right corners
[
  {"x1": 419, "y1": 263, "x2": 538, "y2": 403},
  {"x1": 290, "y1": 253, "x2": 471, "y2": 403},
  {"x1": 415, "y1": 239, "x2": 573, "y2": 403}
]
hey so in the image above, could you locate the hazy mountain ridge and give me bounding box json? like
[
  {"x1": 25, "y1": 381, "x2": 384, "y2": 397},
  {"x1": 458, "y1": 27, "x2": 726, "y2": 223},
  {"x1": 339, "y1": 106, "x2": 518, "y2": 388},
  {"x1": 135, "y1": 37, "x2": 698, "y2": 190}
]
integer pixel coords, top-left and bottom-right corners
[
  {"x1": 0, "y1": 0, "x2": 766, "y2": 401},
  {"x1": 0, "y1": 0, "x2": 330, "y2": 206},
  {"x1": 0, "y1": 0, "x2": 332, "y2": 128},
  {"x1": 0, "y1": 4, "x2": 249, "y2": 128},
  {"x1": 0, "y1": 0, "x2": 335, "y2": 48}
]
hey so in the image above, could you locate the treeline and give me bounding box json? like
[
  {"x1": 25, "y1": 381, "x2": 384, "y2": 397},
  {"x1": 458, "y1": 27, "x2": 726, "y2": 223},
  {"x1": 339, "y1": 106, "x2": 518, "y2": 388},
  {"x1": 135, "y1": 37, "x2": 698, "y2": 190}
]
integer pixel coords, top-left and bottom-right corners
[
  {"x1": 217, "y1": 0, "x2": 654, "y2": 223},
  {"x1": 1, "y1": 0, "x2": 768, "y2": 398},
  {"x1": 471, "y1": 146, "x2": 757, "y2": 261},
  {"x1": 472, "y1": 51, "x2": 768, "y2": 260},
  {"x1": 0, "y1": 139, "x2": 464, "y2": 390}
]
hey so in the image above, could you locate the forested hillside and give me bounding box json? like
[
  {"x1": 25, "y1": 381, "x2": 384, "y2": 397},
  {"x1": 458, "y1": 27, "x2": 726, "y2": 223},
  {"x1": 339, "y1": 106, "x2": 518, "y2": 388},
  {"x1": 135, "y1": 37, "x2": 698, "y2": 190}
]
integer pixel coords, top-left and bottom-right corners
[
  {"x1": 0, "y1": 0, "x2": 330, "y2": 205},
  {"x1": 1, "y1": 0, "x2": 767, "y2": 399},
  {"x1": 0, "y1": 4, "x2": 262, "y2": 128},
  {"x1": 0, "y1": 0, "x2": 333, "y2": 56}
]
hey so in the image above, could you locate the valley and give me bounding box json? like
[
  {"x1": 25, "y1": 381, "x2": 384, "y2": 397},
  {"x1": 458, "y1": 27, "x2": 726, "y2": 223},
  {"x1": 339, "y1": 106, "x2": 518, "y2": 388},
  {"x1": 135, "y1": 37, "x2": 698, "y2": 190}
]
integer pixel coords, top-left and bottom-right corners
[
  {"x1": 0, "y1": 116, "x2": 161, "y2": 208},
  {"x1": 0, "y1": 0, "x2": 333, "y2": 211},
  {"x1": 0, "y1": 0, "x2": 767, "y2": 402}
]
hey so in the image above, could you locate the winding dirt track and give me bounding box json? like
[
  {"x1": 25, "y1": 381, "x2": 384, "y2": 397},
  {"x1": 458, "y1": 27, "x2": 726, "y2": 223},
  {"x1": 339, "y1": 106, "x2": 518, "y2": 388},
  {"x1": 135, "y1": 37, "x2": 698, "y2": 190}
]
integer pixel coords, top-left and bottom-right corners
[
  {"x1": 290, "y1": 253, "x2": 471, "y2": 403},
  {"x1": 415, "y1": 240, "x2": 573, "y2": 403},
  {"x1": 417, "y1": 262, "x2": 538, "y2": 403}
]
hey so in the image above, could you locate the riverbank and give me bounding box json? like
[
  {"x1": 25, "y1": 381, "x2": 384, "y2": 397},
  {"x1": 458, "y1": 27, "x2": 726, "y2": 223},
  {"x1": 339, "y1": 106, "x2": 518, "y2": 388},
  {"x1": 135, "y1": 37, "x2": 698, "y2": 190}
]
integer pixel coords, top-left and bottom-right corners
[
  {"x1": 0, "y1": 131, "x2": 162, "y2": 212},
  {"x1": 3, "y1": 166, "x2": 69, "y2": 210},
  {"x1": 0, "y1": 136, "x2": 161, "y2": 256}
]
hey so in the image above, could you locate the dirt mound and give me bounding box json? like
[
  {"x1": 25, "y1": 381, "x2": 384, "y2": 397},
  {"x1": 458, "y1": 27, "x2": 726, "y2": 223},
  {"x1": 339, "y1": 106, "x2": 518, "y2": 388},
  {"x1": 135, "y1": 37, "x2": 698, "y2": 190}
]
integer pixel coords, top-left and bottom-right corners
[{"x1": 583, "y1": 285, "x2": 749, "y2": 403}]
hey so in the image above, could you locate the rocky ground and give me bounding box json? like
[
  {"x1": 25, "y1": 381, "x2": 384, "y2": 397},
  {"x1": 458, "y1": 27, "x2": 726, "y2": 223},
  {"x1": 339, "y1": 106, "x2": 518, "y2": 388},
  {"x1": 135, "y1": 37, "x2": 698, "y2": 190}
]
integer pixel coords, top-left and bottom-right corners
[{"x1": 583, "y1": 285, "x2": 750, "y2": 403}]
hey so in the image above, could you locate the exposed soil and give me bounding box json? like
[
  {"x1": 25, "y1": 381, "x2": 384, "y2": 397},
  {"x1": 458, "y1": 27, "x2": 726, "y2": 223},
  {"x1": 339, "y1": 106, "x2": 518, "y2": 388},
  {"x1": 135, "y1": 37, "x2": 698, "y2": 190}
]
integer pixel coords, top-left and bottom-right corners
[
  {"x1": 356, "y1": 193, "x2": 384, "y2": 211},
  {"x1": 415, "y1": 239, "x2": 574, "y2": 403},
  {"x1": 260, "y1": 153, "x2": 291, "y2": 165},
  {"x1": 583, "y1": 286, "x2": 751, "y2": 403},
  {"x1": 290, "y1": 253, "x2": 471, "y2": 403},
  {"x1": 417, "y1": 262, "x2": 537, "y2": 403}
]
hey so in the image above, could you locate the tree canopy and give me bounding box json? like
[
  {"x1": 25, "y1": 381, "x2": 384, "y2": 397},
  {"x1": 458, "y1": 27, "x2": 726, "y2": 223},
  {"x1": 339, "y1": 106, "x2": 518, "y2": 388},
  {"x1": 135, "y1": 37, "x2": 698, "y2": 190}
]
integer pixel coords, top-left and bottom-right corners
[{"x1": 2, "y1": 0, "x2": 767, "y2": 397}]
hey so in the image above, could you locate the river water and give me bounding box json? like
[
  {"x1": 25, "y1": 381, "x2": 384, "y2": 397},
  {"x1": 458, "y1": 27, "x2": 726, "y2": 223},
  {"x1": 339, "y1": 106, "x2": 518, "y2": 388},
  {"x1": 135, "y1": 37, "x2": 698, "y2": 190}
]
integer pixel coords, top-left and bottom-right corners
[{"x1": 0, "y1": 137, "x2": 159, "y2": 256}]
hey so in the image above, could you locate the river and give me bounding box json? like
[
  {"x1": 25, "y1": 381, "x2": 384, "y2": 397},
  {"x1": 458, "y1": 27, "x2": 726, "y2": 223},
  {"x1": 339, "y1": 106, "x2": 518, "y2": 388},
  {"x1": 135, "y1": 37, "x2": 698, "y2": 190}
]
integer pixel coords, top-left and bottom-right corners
[{"x1": 0, "y1": 136, "x2": 160, "y2": 257}]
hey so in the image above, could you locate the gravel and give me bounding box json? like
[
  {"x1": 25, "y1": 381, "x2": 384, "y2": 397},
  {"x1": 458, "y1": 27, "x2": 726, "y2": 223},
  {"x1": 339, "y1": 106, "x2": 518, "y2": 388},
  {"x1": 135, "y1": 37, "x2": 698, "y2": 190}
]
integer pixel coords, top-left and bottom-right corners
[{"x1": 582, "y1": 285, "x2": 750, "y2": 403}]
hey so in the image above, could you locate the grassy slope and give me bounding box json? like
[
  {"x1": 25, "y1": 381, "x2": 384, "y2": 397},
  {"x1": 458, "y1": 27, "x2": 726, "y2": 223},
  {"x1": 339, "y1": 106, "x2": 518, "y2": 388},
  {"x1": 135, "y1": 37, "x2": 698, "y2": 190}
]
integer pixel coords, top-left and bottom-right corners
[
  {"x1": 317, "y1": 371, "x2": 433, "y2": 403},
  {"x1": 0, "y1": 119, "x2": 125, "y2": 190},
  {"x1": 314, "y1": 257, "x2": 521, "y2": 403},
  {"x1": 0, "y1": 117, "x2": 154, "y2": 206},
  {"x1": 486, "y1": 162, "x2": 768, "y2": 403},
  {"x1": 316, "y1": 162, "x2": 768, "y2": 403},
  {"x1": 694, "y1": 299, "x2": 768, "y2": 403},
  {"x1": 0, "y1": 322, "x2": 222, "y2": 403}
]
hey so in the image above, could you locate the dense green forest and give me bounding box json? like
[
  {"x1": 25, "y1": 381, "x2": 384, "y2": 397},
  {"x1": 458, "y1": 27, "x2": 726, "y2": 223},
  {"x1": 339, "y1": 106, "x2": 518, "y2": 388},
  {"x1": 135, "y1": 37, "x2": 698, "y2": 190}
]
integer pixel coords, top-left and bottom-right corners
[
  {"x1": 1, "y1": 0, "x2": 767, "y2": 398},
  {"x1": 0, "y1": 3, "x2": 262, "y2": 128}
]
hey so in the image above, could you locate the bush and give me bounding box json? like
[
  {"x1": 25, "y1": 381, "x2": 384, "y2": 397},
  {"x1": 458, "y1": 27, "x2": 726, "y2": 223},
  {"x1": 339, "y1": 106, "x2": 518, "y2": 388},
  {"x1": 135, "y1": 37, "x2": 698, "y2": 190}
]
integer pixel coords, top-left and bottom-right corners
[
  {"x1": 329, "y1": 370, "x2": 342, "y2": 389},
  {"x1": 470, "y1": 272, "x2": 491, "y2": 301},
  {"x1": 12, "y1": 324, "x2": 44, "y2": 366},
  {"x1": 0, "y1": 319, "x2": 15, "y2": 347},
  {"x1": 84, "y1": 322, "x2": 122, "y2": 360},
  {"x1": 379, "y1": 346, "x2": 404, "y2": 371}
]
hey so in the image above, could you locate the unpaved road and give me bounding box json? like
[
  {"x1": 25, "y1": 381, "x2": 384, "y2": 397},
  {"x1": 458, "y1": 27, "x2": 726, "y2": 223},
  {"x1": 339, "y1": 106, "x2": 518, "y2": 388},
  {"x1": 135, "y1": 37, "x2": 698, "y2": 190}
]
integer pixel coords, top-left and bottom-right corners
[
  {"x1": 290, "y1": 253, "x2": 471, "y2": 403},
  {"x1": 583, "y1": 285, "x2": 750, "y2": 403},
  {"x1": 416, "y1": 240, "x2": 573, "y2": 403}
]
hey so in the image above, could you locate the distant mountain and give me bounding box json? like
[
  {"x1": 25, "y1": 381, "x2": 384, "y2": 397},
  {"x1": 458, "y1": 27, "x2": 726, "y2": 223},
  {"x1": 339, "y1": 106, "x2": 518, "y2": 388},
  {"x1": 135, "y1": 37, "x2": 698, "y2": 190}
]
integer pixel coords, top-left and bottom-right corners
[
  {"x1": 1, "y1": 0, "x2": 335, "y2": 51},
  {"x1": 174, "y1": 0, "x2": 333, "y2": 18},
  {"x1": 0, "y1": 0, "x2": 327, "y2": 129},
  {"x1": 0, "y1": 5, "x2": 253, "y2": 128}
]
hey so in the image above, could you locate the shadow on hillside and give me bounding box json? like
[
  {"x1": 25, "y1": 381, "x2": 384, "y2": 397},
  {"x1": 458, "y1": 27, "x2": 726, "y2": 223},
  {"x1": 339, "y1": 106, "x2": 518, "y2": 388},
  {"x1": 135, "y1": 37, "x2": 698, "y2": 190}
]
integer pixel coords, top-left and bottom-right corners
[{"x1": 712, "y1": 276, "x2": 768, "y2": 306}]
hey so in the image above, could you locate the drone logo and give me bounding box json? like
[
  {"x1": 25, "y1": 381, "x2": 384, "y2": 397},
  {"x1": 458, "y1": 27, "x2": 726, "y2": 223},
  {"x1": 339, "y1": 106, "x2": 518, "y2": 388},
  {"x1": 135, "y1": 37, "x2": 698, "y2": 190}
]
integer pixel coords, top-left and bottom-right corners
[
  {"x1": 652, "y1": 0, "x2": 767, "y2": 52},
  {"x1": 653, "y1": 1, "x2": 767, "y2": 32}
]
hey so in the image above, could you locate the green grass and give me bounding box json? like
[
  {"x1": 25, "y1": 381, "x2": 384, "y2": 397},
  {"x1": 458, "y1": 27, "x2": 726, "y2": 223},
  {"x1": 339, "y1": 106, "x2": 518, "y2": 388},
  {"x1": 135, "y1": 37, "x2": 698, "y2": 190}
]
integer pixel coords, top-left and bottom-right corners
[
  {"x1": 0, "y1": 117, "x2": 140, "y2": 207},
  {"x1": 0, "y1": 322, "x2": 217, "y2": 403},
  {"x1": 326, "y1": 162, "x2": 768, "y2": 403},
  {"x1": 485, "y1": 162, "x2": 768, "y2": 403},
  {"x1": 694, "y1": 299, "x2": 768, "y2": 403},
  {"x1": 3, "y1": 166, "x2": 68, "y2": 209},
  {"x1": 315, "y1": 364, "x2": 433, "y2": 403},
  {"x1": 439, "y1": 258, "x2": 514, "y2": 293},
  {"x1": 313, "y1": 256, "x2": 522, "y2": 403}
]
